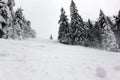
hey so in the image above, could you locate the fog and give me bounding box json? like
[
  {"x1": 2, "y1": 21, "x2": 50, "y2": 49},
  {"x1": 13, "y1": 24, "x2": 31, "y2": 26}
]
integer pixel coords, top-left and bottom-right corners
[{"x1": 15, "y1": 0, "x2": 120, "y2": 39}]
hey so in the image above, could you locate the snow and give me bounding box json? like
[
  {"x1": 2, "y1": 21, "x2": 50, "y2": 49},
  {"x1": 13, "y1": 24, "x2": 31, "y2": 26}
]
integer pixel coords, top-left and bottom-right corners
[{"x1": 0, "y1": 38, "x2": 120, "y2": 80}]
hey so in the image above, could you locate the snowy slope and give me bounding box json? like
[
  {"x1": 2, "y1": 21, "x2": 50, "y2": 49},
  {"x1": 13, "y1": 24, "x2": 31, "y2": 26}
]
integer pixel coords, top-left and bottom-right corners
[{"x1": 0, "y1": 38, "x2": 120, "y2": 80}]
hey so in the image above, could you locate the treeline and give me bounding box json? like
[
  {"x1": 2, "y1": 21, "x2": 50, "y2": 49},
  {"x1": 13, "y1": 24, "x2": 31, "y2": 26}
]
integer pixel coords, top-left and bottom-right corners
[
  {"x1": 0, "y1": 0, "x2": 36, "y2": 39},
  {"x1": 58, "y1": 0, "x2": 120, "y2": 52}
]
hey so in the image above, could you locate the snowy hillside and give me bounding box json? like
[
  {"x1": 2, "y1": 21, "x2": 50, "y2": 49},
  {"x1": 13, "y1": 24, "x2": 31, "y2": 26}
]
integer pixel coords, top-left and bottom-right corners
[{"x1": 0, "y1": 38, "x2": 120, "y2": 80}]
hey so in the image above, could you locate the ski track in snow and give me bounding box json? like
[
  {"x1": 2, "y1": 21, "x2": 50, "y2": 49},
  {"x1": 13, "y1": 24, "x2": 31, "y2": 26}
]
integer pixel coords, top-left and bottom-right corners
[{"x1": 0, "y1": 38, "x2": 119, "y2": 80}]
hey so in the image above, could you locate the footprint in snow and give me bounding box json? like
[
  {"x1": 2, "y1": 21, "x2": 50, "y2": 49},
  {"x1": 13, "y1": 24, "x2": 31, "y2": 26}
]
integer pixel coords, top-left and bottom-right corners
[
  {"x1": 0, "y1": 52, "x2": 9, "y2": 57},
  {"x1": 41, "y1": 45, "x2": 45, "y2": 48},
  {"x1": 114, "y1": 66, "x2": 120, "y2": 71},
  {"x1": 96, "y1": 67, "x2": 107, "y2": 78}
]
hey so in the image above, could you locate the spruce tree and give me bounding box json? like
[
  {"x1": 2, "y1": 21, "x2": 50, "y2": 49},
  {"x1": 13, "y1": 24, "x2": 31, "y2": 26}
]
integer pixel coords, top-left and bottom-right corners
[
  {"x1": 106, "y1": 16, "x2": 114, "y2": 31},
  {"x1": 94, "y1": 10, "x2": 108, "y2": 48},
  {"x1": 13, "y1": 8, "x2": 36, "y2": 39},
  {"x1": 98, "y1": 10, "x2": 107, "y2": 29},
  {"x1": 93, "y1": 21, "x2": 102, "y2": 48},
  {"x1": 113, "y1": 11, "x2": 120, "y2": 47},
  {"x1": 85, "y1": 19, "x2": 96, "y2": 47},
  {"x1": 50, "y1": 34, "x2": 53, "y2": 40},
  {"x1": 58, "y1": 8, "x2": 71, "y2": 44},
  {"x1": 98, "y1": 10, "x2": 119, "y2": 52},
  {"x1": 0, "y1": 0, "x2": 10, "y2": 39},
  {"x1": 101, "y1": 25, "x2": 119, "y2": 52},
  {"x1": 0, "y1": 0, "x2": 36, "y2": 39},
  {"x1": 70, "y1": 0, "x2": 87, "y2": 45},
  {"x1": 7, "y1": 0, "x2": 15, "y2": 18},
  {"x1": 114, "y1": 10, "x2": 120, "y2": 30},
  {"x1": 86, "y1": 19, "x2": 94, "y2": 41}
]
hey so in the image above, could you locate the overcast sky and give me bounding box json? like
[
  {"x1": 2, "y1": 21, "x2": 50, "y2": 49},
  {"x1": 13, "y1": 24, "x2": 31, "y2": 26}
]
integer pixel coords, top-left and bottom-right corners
[{"x1": 15, "y1": 0, "x2": 120, "y2": 39}]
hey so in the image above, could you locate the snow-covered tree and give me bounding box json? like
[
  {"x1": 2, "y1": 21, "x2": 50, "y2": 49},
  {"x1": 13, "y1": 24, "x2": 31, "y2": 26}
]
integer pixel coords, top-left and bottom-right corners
[
  {"x1": 98, "y1": 10, "x2": 119, "y2": 52},
  {"x1": 114, "y1": 10, "x2": 120, "y2": 30},
  {"x1": 13, "y1": 8, "x2": 36, "y2": 39},
  {"x1": 70, "y1": 0, "x2": 87, "y2": 46},
  {"x1": 101, "y1": 25, "x2": 119, "y2": 52},
  {"x1": 85, "y1": 19, "x2": 93, "y2": 40},
  {"x1": 0, "y1": 0, "x2": 10, "y2": 39},
  {"x1": 7, "y1": 0, "x2": 15, "y2": 18},
  {"x1": 92, "y1": 21, "x2": 102, "y2": 48},
  {"x1": 0, "y1": 0, "x2": 36, "y2": 39},
  {"x1": 58, "y1": 8, "x2": 71, "y2": 44},
  {"x1": 113, "y1": 11, "x2": 120, "y2": 47},
  {"x1": 85, "y1": 19, "x2": 96, "y2": 47},
  {"x1": 50, "y1": 34, "x2": 53, "y2": 40}
]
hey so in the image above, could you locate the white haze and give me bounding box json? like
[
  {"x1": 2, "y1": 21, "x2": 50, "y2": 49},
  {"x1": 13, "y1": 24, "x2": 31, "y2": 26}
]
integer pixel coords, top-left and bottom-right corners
[{"x1": 15, "y1": 0, "x2": 120, "y2": 39}]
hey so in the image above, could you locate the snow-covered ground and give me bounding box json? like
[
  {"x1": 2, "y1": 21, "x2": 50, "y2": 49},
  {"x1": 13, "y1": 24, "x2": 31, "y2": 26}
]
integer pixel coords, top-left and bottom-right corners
[{"x1": 0, "y1": 38, "x2": 120, "y2": 80}]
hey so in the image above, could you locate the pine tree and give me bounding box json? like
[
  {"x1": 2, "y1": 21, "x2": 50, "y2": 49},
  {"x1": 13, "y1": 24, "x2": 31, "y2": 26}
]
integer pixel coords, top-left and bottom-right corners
[
  {"x1": 50, "y1": 34, "x2": 53, "y2": 40},
  {"x1": 93, "y1": 21, "x2": 102, "y2": 48},
  {"x1": 70, "y1": 0, "x2": 87, "y2": 46},
  {"x1": 98, "y1": 10, "x2": 107, "y2": 29},
  {"x1": 106, "y1": 16, "x2": 114, "y2": 31},
  {"x1": 85, "y1": 19, "x2": 96, "y2": 47},
  {"x1": 86, "y1": 19, "x2": 93, "y2": 41},
  {"x1": 113, "y1": 10, "x2": 120, "y2": 47},
  {"x1": 7, "y1": 0, "x2": 15, "y2": 18},
  {"x1": 0, "y1": 0, "x2": 36, "y2": 39},
  {"x1": 98, "y1": 10, "x2": 119, "y2": 52},
  {"x1": 0, "y1": 0, "x2": 10, "y2": 39},
  {"x1": 94, "y1": 10, "x2": 107, "y2": 48},
  {"x1": 13, "y1": 8, "x2": 36, "y2": 39},
  {"x1": 7, "y1": 0, "x2": 15, "y2": 10},
  {"x1": 58, "y1": 8, "x2": 71, "y2": 44},
  {"x1": 101, "y1": 25, "x2": 119, "y2": 52},
  {"x1": 114, "y1": 10, "x2": 120, "y2": 30}
]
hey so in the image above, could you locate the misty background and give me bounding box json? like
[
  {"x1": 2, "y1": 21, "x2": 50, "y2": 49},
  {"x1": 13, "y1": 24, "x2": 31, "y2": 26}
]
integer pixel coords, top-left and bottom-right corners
[{"x1": 15, "y1": 0, "x2": 120, "y2": 39}]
